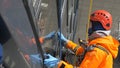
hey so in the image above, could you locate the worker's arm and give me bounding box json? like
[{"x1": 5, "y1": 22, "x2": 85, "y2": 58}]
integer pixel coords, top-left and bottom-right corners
[{"x1": 66, "y1": 40, "x2": 84, "y2": 55}]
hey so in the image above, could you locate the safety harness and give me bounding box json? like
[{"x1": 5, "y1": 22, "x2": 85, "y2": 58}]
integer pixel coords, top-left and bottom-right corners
[
  {"x1": 77, "y1": 38, "x2": 109, "y2": 55},
  {"x1": 71, "y1": 39, "x2": 110, "y2": 66},
  {"x1": 86, "y1": 44, "x2": 109, "y2": 54}
]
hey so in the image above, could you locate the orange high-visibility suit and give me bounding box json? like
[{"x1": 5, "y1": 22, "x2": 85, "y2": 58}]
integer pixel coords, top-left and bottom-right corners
[{"x1": 58, "y1": 35, "x2": 119, "y2": 68}]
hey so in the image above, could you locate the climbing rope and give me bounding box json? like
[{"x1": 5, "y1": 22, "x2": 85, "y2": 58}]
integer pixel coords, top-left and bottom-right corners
[{"x1": 86, "y1": 0, "x2": 93, "y2": 41}]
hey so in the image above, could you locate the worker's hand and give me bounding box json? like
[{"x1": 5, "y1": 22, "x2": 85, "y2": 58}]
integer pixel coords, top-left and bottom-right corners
[
  {"x1": 44, "y1": 54, "x2": 59, "y2": 67},
  {"x1": 44, "y1": 31, "x2": 56, "y2": 40},
  {"x1": 57, "y1": 32, "x2": 68, "y2": 42},
  {"x1": 58, "y1": 61, "x2": 73, "y2": 68}
]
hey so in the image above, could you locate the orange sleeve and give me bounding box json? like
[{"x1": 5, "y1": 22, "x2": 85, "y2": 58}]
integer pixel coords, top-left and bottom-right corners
[
  {"x1": 58, "y1": 61, "x2": 73, "y2": 68},
  {"x1": 66, "y1": 40, "x2": 84, "y2": 55}
]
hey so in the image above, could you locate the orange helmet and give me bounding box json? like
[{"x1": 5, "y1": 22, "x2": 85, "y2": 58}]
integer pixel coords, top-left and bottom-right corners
[{"x1": 90, "y1": 10, "x2": 112, "y2": 30}]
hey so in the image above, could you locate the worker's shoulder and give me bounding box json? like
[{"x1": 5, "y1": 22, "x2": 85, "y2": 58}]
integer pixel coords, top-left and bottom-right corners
[{"x1": 86, "y1": 45, "x2": 108, "y2": 58}]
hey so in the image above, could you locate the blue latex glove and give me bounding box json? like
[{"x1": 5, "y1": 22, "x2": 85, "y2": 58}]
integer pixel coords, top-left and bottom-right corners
[
  {"x1": 57, "y1": 32, "x2": 68, "y2": 42},
  {"x1": 44, "y1": 31, "x2": 56, "y2": 39},
  {"x1": 44, "y1": 54, "x2": 59, "y2": 67},
  {"x1": 30, "y1": 54, "x2": 59, "y2": 68}
]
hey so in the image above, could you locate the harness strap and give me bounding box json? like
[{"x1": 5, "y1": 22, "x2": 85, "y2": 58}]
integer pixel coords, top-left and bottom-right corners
[
  {"x1": 74, "y1": 40, "x2": 109, "y2": 55},
  {"x1": 86, "y1": 44, "x2": 109, "y2": 55},
  {"x1": 73, "y1": 45, "x2": 80, "y2": 53}
]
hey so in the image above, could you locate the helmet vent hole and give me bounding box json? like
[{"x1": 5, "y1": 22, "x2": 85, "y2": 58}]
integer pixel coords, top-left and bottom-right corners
[
  {"x1": 106, "y1": 23, "x2": 110, "y2": 27},
  {"x1": 106, "y1": 16, "x2": 108, "y2": 18},
  {"x1": 91, "y1": 14, "x2": 95, "y2": 16},
  {"x1": 103, "y1": 14, "x2": 105, "y2": 16}
]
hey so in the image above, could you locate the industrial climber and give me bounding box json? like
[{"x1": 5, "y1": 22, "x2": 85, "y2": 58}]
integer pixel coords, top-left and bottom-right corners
[
  {"x1": 57, "y1": 10, "x2": 120, "y2": 68},
  {"x1": 38, "y1": 10, "x2": 119, "y2": 68}
]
